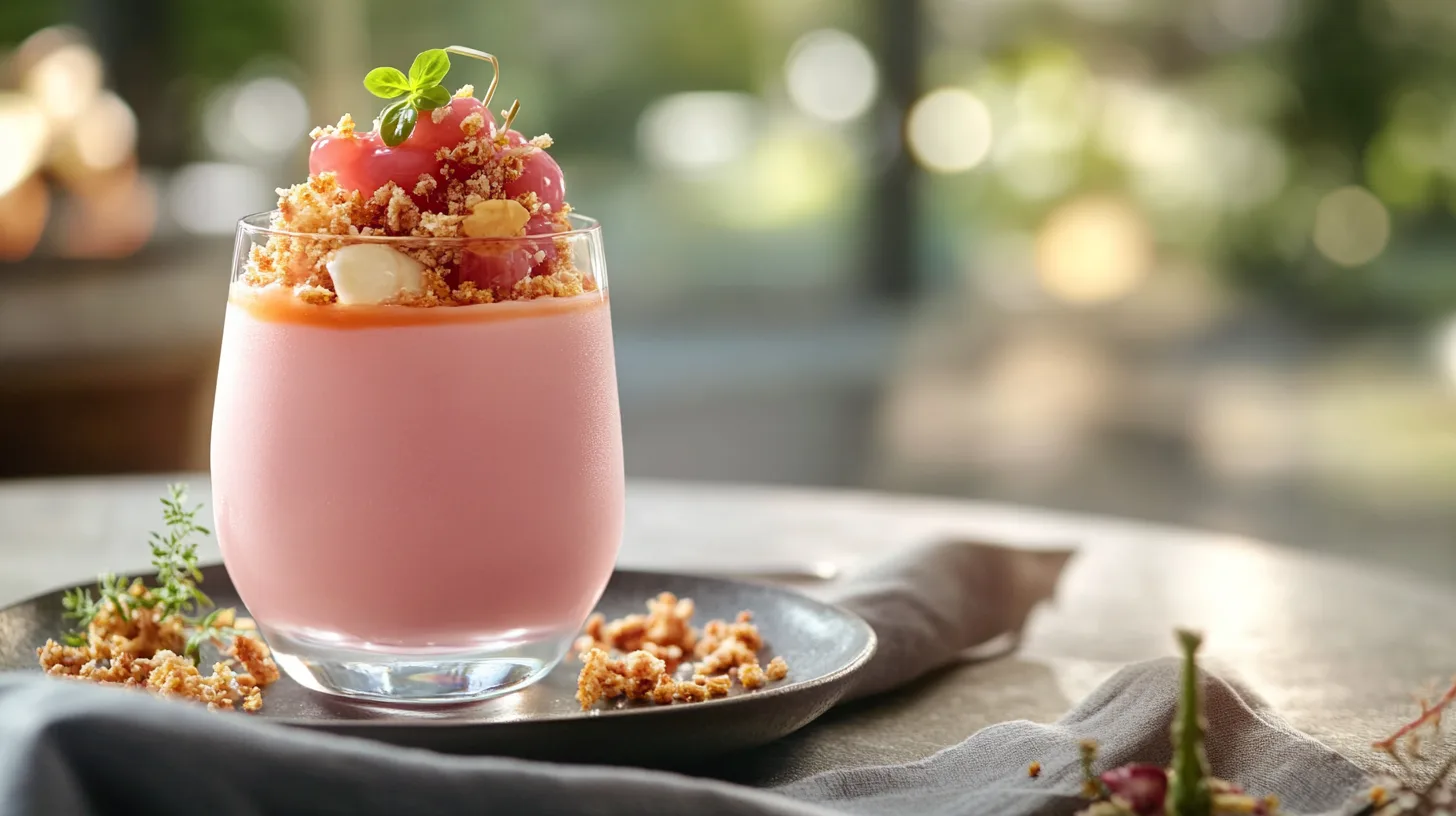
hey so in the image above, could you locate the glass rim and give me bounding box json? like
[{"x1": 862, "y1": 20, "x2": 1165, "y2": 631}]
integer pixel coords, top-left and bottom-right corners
[{"x1": 236, "y1": 210, "x2": 601, "y2": 244}]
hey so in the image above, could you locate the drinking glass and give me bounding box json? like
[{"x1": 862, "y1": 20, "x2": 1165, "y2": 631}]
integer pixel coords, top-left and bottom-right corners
[{"x1": 211, "y1": 212, "x2": 623, "y2": 704}]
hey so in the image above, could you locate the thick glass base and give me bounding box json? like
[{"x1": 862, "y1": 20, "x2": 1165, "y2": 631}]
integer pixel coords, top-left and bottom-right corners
[{"x1": 263, "y1": 625, "x2": 574, "y2": 705}]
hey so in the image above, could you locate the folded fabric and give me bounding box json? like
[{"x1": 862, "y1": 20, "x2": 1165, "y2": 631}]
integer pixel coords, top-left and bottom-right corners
[{"x1": 0, "y1": 542, "x2": 1369, "y2": 816}]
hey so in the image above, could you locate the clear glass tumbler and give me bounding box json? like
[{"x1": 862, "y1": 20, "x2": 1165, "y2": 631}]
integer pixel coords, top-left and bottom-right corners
[{"x1": 211, "y1": 212, "x2": 623, "y2": 704}]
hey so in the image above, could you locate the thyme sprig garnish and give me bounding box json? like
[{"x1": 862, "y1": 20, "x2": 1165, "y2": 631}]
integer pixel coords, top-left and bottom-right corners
[{"x1": 60, "y1": 483, "x2": 236, "y2": 662}]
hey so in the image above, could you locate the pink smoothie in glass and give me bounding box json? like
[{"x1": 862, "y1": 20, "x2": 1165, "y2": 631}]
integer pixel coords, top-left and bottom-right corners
[{"x1": 210, "y1": 287, "x2": 624, "y2": 651}]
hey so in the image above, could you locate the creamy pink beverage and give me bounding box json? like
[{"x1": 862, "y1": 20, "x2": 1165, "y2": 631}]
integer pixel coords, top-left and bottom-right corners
[
  {"x1": 212, "y1": 288, "x2": 623, "y2": 652},
  {"x1": 216, "y1": 44, "x2": 625, "y2": 701}
]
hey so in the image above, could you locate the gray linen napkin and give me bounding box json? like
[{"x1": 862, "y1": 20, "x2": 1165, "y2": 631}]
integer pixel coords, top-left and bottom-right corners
[{"x1": 0, "y1": 542, "x2": 1369, "y2": 816}]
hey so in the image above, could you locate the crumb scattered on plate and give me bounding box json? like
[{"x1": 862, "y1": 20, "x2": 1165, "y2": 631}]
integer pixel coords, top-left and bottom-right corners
[
  {"x1": 37, "y1": 584, "x2": 279, "y2": 712},
  {"x1": 574, "y1": 592, "x2": 790, "y2": 710}
]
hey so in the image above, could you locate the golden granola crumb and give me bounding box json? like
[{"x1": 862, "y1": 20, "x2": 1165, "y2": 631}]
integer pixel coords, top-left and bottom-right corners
[
  {"x1": 413, "y1": 174, "x2": 438, "y2": 198},
  {"x1": 310, "y1": 113, "x2": 357, "y2": 141},
  {"x1": 1029, "y1": 761, "x2": 1042, "y2": 778},
  {"x1": 513, "y1": 268, "x2": 586, "y2": 300},
  {"x1": 242, "y1": 686, "x2": 264, "y2": 712},
  {"x1": 575, "y1": 647, "x2": 674, "y2": 710},
  {"x1": 575, "y1": 592, "x2": 786, "y2": 709},
  {"x1": 36, "y1": 581, "x2": 279, "y2": 713},
  {"x1": 577, "y1": 593, "x2": 698, "y2": 656},
  {"x1": 515, "y1": 190, "x2": 542, "y2": 214},
  {"x1": 460, "y1": 111, "x2": 486, "y2": 136},
  {"x1": 374, "y1": 182, "x2": 421, "y2": 233},
  {"x1": 431, "y1": 105, "x2": 451, "y2": 124},
  {"x1": 453, "y1": 84, "x2": 475, "y2": 99},
  {"x1": 39, "y1": 638, "x2": 274, "y2": 713},
  {"x1": 576, "y1": 647, "x2": 619, "y2": 709},
  {"x1": 294, "y1": 284, "x2": 336, "y2": 306},
  {"x1": 675, "y1": 680, "x2": 708, "y2": 703},
  {"x1": 449, "y1": 280, "x2": 495, "y2": 305},
  {"x1": 703, "y1": 674, "x2": 732, "y2": 698},
  {"x1": 765, "y1": 655, "x2": 789, "y2": 681},
  {"x1": 229, "y1": 634, "x2": 280, "y2": 687},
  {"x1": 698, "y1": 638, "x2": 761, "y2": 676},
  {"x1": 79, "y1": 581, "x2": 189, "y2": 658}
]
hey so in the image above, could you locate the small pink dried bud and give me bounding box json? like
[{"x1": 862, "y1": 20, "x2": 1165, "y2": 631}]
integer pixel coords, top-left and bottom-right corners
[{"x1": 1099, "y1": 764, "x2": 1168, "y2": 815}]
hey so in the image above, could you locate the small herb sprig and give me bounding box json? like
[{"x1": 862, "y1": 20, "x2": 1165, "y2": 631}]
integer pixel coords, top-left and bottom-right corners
[
  {"x1": 60, "y1": 484, "x2": 238, "y2": 662},
  {"x1": 364, "y1": 49, "x2": 454, "y2": 146},
  {"x1": 364, "y1": 45, "x2": 519, "y2": 147}
]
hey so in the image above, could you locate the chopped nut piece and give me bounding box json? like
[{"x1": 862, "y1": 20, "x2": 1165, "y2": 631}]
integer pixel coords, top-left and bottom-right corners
[{"x1": 461, "y1": 199, "x2": 530, "y2": 238}]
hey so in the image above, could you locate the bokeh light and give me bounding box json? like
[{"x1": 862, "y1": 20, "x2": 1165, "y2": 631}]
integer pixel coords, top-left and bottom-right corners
[
  {"x1": 707, "y1": 128, "x2": 853, "y2": 228},
  {"x1": 1311, "y1": 186, "x2": 1390, "y2": 267},
  {"x1": 1191, "y1": 370, "x2": 1301, "y2": 480},
  {"x1": 1432, "y1": 315, "x2": 1456, "y2": 391},
  {"x1": 906, "y1": 88, "x2": 992, "y2": 173},
  {"x1": 0, "y1": 176, "x2": 49, "y2": 260},
  {"x1": 784, "y1": 29, "x2": 878, "y2": 124},
  {"x1": 168, "y1": 163, "x2": 272, "y2": 235},
  {"x1": 1212, "y1": 0, "x2": 1290, "y2": 41},
  {"x1": 21, "y1": 41, "x2": 103, "y2": 124},
  {"x1": 637, "y1": 92, "x2": 756, "y2": 171},
  {"x1": 0, "y1": 94, "x2": 50, "y2": 197},
  {"x1": 234, "y1": 77, "x2": 310, "y2": 154},
  {"x1": 203, "y1": 76, "x2": 310, "y2": 161},
  {"x1": 991, "y1": 57, "x2": 1092, "y2": 202},
  {"x1": 1034, "y1": 195, "x2": 1152, "y2": 305},
  {"x1": 58, "y1": 169, "x2": 157, "y2": 259},
  {"x1": 75, "y1": 92, "x2": 137, "y2": 171}
]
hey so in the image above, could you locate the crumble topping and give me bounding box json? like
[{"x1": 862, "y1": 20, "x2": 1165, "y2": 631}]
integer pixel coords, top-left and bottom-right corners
[
  {"x1": 244, "y1": 88, "x2": 593, "y2": 308},
  {"x1": 309, "y1": 113, "x2": 357, "y2": 141},
  {"x1": 36, "y1": 581, "x2": 279, "y2": 712},
  {"x1": 574, "y1": 593, "x2": 790, "y2": 710}
]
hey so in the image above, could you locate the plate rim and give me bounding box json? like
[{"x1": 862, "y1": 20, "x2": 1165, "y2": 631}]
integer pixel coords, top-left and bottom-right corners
[{"x1": 5, "y1": 563, "x2": 879, "y2": 730}]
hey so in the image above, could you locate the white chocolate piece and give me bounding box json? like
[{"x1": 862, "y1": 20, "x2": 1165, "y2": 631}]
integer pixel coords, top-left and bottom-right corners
[{"x1": 325, "y1": 244, "x2": 425, "y2": 305}]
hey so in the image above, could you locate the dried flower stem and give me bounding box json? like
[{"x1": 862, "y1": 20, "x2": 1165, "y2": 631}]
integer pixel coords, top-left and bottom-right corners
[{"x1": 1373, "y1": 676, "x2": 1456, "y2": 754}]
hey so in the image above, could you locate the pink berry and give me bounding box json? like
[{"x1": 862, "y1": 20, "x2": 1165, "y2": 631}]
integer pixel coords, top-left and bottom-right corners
[
  {"x1": 523, "y1": 212, "x2": 562, "y2": 273},
  {"x1": 1098, "y1": 765, "x2": 1168, "y2": 815},
  {"x1": 525, "y1": 212, "x2": 557, "y2": 236},
  {"x1": 502, "y1": 147, "x2": 565, "y2": 212},
  {"x1": 309, "y1": 131, "x2": 438, "y2": 198},
  {"x1": 459, "y1": 247, "x2": 535, "y2": 293},
  {"x1": 404, "y1": 97, "x2": 493, "y2": 154}
]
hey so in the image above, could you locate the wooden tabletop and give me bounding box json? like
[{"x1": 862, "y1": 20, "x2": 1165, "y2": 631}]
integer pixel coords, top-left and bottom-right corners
[{"x1": 0, "y1": 474, "x2": 1447, "y2": 783}]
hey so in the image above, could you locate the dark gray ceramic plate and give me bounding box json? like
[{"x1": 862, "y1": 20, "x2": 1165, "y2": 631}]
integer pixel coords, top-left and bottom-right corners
[{"x1": 0, "y1": 564, "x2": 875, "y2": 766}]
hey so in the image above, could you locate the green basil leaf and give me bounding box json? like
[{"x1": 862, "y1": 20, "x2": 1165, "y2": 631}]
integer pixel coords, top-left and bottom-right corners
[
  {"x1": 363, "y1": 66, "x2": 410, "y2": 98},
  {"x1": 379, "y1": 100, "x2": 418, "y2": 147},
  {"x1": 408, "y1": 48, "x2": 450, "y2": 90},
  {"x1": 410, "y1": 85, "x2": 452, "y2": 111}
]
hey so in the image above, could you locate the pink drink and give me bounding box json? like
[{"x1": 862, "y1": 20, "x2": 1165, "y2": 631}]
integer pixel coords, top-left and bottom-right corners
[
  {"x1": 212, "y1": 289, "x2": 623, "y2": 647},
  {"x1": 217, "y1": 46, "x2": 619, "y2": 702}
]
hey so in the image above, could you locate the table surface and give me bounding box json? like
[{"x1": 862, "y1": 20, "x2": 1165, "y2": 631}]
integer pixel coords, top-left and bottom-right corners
[{"x1": 0, "y1": 474, "x2": 1448, "y2": 784}]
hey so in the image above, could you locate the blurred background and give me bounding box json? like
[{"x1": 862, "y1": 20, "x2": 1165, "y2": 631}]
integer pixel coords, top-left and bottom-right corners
[{"x1": 1, "y1": 0, "x2": 1453, "y2": 576}]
